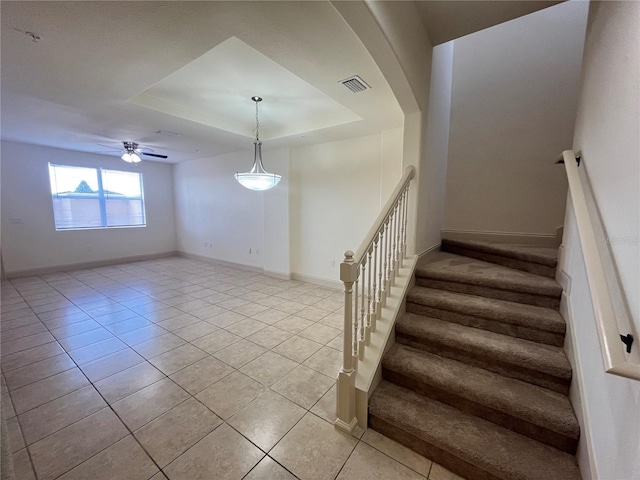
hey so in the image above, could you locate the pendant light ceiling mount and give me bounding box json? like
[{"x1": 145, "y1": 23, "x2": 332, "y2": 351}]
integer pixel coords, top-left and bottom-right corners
[{"x1": 234, "y1": 96, "x2": 282, "y2": 191}]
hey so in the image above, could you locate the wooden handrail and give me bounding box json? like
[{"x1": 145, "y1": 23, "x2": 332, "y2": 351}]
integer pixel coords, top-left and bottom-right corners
[
  {"x1": 335, "y1": 164, "x2": 416, "y2": 432},
  {"x1": 561, "y1": 150, "x2": 639, "y2": 381}
]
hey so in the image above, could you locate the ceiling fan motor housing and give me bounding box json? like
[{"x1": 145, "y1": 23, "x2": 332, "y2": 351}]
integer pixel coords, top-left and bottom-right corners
[{"x1": 123, "y1": 141, "x2": 139, "y2": 153}]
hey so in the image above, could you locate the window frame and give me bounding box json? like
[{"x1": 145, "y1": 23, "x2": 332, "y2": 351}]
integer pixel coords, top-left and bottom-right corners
[{"x1": 49, "y1": 163, "x2": 147, "y2": 231}]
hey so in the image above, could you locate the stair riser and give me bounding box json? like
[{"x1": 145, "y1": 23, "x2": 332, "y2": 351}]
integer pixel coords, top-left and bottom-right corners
[
  {"x1": 396, "y1": 333, "x2": 570, "y2": 395},
  {"x1": 382, "y1": 367, "x2": 578, "y2": 454},
  {"x1": 369, "y1": 415, "x2": 499, "y2": 480},
  {"x1": 406, "y1": 303, "x2": 565, "y2": 347},
  {"x1": 441, "y1": 244, "x2": 556, "y2": 278},
  {"x1": 416, "y1": 278, "x2": 561, "y2": 309}
]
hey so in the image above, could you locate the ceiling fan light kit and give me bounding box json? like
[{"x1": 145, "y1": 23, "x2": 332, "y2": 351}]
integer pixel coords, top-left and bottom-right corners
[
  {"x1": 121, "y1": 142, "x2": 142, "y2": 163},
  {"x1": 234, "y1": 96, "x2": 282, "y2": 191},
  {"x1": 121, "y1": 152, "x2": 142, "y2": 163},
  {"x1": 116, "y1": 141, "x2": 168, "y2": 163}
]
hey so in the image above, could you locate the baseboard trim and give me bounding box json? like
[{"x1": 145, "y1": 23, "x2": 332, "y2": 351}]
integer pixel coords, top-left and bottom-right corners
[
  {"x1": 263, "y1": 269, "x2": 292, "y2": 281},
  {"x1": 560, "y1": 287, "x2": 597, "y2": 480},
  {"x1": 178, "y1": 251, "x2": 264, "y2": 273},
  {"x1": 290, "y1": 272, "x2": 342, "y2": 291},
  {"x1": 178, "y1": 252, "x2": 340, "y2": 288},
  {"x1": 6, "y1": 249, "x2": 344, "y2": 290},
  {"x1": 442, "y1": 229, "x2": 560, "y2": 247},
  {"x1": 417, "y1": 243, "x2": 441, "y2": 266},
  {"x1": 4, "y1": 251, "x2": 179, "y2": 279}
]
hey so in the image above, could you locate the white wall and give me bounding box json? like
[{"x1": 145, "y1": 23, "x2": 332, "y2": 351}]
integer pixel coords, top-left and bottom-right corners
[
  {"x1": 263, "y1": 151, "x2": 291, "y2": 276},
  {"x1": 174, "y1": 129, "x2": 403, "y2": 284},
  {"x1": 571, "y1": 1, "x2": 639, "y2": 333},
  {"x1": 173, "y1": 147, "x2": 290, "y2": 273},
  {"x1": 290, "y1": 129, "x2": 403, "y2": 284},
  {"x1": 0, "y1": 141, "x2": 177, "y2": 275},
  {"x1": 559, "y1": 2, "x2": 640, "y2": 478},
  {"x1": 443, "y1": 1, "x2": 589, "y2": 240},
  {"x1": 416, "y1": 41, "x2": 454, "y2": 254},
  {"x1": 331, "y1": 1, "x2": 433, "y2": 256}
]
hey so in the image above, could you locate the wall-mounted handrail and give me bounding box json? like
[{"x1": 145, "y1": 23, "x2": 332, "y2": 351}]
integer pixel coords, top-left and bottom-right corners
[
  {"x1": 561, "y1": 150, "x2": 640, "y2": 381},
  {"x1": 335, "y1": 165, "x2": 415, "y2": 433}
]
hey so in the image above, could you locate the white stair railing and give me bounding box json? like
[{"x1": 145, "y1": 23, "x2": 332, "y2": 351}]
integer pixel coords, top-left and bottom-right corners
[
  {"x1": 560, "y1": 150, "x2": 639, "y2": 381},
  {"x1": 335, "y1": 165, "x2": 415, "y2": 432}
]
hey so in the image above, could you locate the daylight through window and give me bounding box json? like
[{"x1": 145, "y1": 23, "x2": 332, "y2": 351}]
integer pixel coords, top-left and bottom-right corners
[{"x1": 49, "y1": 164, "x2": 146, "y2": 230}]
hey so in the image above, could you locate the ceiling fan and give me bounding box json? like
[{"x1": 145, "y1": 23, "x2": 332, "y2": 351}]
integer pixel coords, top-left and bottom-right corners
[{"x1": 98, "y1": 141, "x2": 168, "y2": 163}]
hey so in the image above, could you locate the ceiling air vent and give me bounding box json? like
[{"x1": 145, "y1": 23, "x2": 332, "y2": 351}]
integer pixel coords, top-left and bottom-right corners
[
  {"x1": 154, "y1": 130, "x2": 181, "y2": 137},
  {"x1": 340, "y1": 75, "x2": 371, "y2": 93}
]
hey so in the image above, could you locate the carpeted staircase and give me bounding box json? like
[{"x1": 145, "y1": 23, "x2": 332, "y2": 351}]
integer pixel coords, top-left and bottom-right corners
[{"x1": 368, "y1": 239, "x2": 582, "y2": 480}]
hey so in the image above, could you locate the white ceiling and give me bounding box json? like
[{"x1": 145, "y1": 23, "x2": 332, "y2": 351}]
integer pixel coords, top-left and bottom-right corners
[
  {"x1": 0, "y1": 1, "x2": 561, "y2": 164},
  {"x1": 129, "y1": 36, "x2": 362, "y2": 140},
  {"x1": 1, "y1": 1, "x2": 402, "y2": 163},
  {"x1": 416, "y1": 0, "x2": 562, "y2": 45}
]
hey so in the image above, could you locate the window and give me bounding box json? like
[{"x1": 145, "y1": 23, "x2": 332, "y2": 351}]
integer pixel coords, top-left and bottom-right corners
[{"x1": 49, "y1": 164, "x2": 146, "y2": 230}]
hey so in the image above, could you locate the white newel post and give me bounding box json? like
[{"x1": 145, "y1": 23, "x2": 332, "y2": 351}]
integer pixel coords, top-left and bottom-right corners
[{"x1": 335, "y1": 250, "x2": 358, "y2": 433}]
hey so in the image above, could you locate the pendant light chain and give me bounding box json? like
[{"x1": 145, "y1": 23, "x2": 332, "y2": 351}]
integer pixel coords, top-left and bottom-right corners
[{"x1": 255, "y1": 100, "x2": 260, "y2": 142}]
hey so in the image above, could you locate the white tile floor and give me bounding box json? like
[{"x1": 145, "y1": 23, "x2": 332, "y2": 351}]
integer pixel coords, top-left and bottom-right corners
[{"x1": 1, "y1": 256, "x2": 463, "y2": 480}]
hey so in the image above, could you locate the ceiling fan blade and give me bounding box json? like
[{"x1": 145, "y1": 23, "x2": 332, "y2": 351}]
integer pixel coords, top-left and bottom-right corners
[
  {"x1": 135, "y1": 146, "x2": 155, "y2": 153},
  {"x1": 97, "y1": 143, "x2": 123, "y2": 150},
  {"x1": 142, "y1": 152, "x2": 168, "y2": 159},
  {"x1": 96, "y1": 150, "x2": 122, "y2": 155}
]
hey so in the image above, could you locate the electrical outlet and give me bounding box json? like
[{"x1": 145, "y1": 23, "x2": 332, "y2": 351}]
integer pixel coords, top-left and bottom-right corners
[
  {"x1": 330, "y1": 260, "x2": 335, "y2": 267},
  {"x1": 256, "y1": 249, "x2": 260, "y2": 256}
]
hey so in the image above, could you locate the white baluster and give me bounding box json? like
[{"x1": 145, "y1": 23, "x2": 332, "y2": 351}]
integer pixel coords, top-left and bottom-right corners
[
  {"x1": 371, "y1": 240, "x2": 378, "y2": 330},
  {"x1": 403, "y1": 185, "x2": 409, "y2": 259},
  {"x1": 359, "y1": 262, "x2": 366, "y2": 358},
  {"x1": 354, "y1": 275, "x2": 360, "y2": 362},
  {"x1": 383, "y1": 219, "x2": 390, "y2": 307},
  {"x1": 378, "y1": 229, "x2": 384, "y2": 312},
  {"x1": 390, "y1": 205, "x2": 396, "y2": 285},
  {"x1": 398, "y1": 192, "x2": 404, "y2": 267},
  {"x1": 336, "y1": 167, "x2": 415, "y2": 434},
  {"x1": 394, "y1": 200, "x2": 401, "y2": 276},
  {"x1": 366, "y1": 248, "x2": 372, "y2": 341}
]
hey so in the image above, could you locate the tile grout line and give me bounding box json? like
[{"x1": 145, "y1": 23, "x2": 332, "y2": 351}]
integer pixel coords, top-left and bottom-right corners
[
  {"x1": 18, "y1": 304, "x2": 171, "y2": 479},
  {"x1": 4, "y1": 287, "x2": 51, "y2": 480},
  {"x1": 5, "y1": 280, "x2": 178, "y2": 479},
  {"x1": 3, "y1": 259, "x2": 349, "y2": 480}
]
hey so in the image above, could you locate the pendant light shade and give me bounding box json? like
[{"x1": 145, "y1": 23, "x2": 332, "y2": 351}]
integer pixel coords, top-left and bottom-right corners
[
  {"x1": 235, "y1": 96, "x2": 282, "y2": 191},
  {"x1": 234, "y1": 141, "x2": 282, "y2": 190}
]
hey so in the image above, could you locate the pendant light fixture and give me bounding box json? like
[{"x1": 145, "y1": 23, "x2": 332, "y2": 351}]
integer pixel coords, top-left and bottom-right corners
[{"x1": 234, "y1": 96, "x2": 282, "y2": 191}]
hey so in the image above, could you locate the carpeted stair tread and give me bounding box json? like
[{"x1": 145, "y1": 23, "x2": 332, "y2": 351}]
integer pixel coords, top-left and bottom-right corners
[
  {"x1": 441, "y1": 239, "x2": 558, "y2": 267},
  {"x1": 383, "y1": 344, "x2": 579, "y2": 442},
  {"x1": 396, "y1": 313, "x2": 571, "y2": 381},
  {"x1": 407, "y1": 287, "x2": 566, "y2": 334},
  {"x1": 416, "y1": 252, "x2": 562, "y2": 297},
  {"x1": 369, "y1": 381, "x2": 581, "y2": 480}
]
